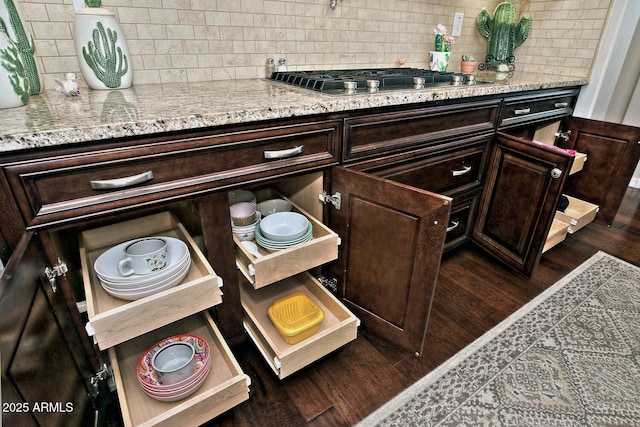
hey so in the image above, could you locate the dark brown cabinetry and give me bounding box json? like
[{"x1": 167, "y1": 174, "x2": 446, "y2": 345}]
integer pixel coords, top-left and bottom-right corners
[
  {"x1": 472, "y1": 132, "x2": 573, "y2": 276},
  {"x1": 1, "y1": 233, "x2": 105, "y2": 427},
  {"x1": 561, "y1": 117, "x2": 640, "y2": 226},
  {"x1": 475, "y1": 90, "x2": 640, "y2": 277},
  {"x1": 2, "y1": 86, "x2": 639, "y2": 424}
]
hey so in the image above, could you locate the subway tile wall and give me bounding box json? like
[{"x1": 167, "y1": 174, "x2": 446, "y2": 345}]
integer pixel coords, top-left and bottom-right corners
[{"x1": 15, "y1": 0, "x2": 611, "y2": 89}]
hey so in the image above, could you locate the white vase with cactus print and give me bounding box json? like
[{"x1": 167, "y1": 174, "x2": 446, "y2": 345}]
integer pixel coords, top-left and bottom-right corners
[
  {"x1": 73, "y1": 3, "x2": 132, "y2": 90},
  {"x1": 0, "y1": 30, "x2": 29, "y2": 109},
  {"x1": 1, "y1": 0, "x2": 42, "y2": 95}
]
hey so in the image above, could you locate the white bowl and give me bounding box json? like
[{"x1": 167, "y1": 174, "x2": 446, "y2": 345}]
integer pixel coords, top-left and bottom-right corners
[
  {"x1": 256, "y1": 198, "x2": 292, "y2": 217},
  {"x1": 94, "y1": 237, "x2": 188, "y2": 283},
  {"x1": 228, "y1": 190, "x2": 256, "y2": 206},
  {"x1": 152, "y1": 342, "x2": 197, "y2": 385},
  {"x1": 230, "y1": 202, "x2": 257, "y2": 226},
  {"x1": 259, "y1": 212, "x2": 309, "y2": 241}
]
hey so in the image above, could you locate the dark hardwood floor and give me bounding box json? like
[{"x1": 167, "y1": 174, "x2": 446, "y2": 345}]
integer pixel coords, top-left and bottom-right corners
[{"x1": 209, "y1": 186, "x2": 640, "y2": 427}]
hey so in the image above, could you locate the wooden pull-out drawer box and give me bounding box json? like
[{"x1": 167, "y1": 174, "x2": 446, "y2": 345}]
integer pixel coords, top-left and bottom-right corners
[
  {"x1": 240, "y1": 272, "x2": 359, "y2": 379},
  {"x1": 80, "y1": 212, "x2": 222, "y2": 349},
  {"x1": 543, "y1": 219, "x2": 571, "y2": 253},
  {"x1": 109, "y1": 312, "x2": 249, "y2": 427},
  {"x1": 555, "y1": 195, "x2": 599, "y2": 234},
  {"x1": 234, "y1": 189, "x2": 339, "y2": 289}
]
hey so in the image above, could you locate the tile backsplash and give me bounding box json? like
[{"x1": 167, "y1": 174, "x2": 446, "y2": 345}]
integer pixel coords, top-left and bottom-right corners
[{"x1": 15, "y1": 0, "x2": 611, "y2": 89}]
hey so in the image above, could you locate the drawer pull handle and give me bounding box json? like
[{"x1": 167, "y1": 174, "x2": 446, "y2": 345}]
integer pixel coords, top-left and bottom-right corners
[
  {"x1": 90, "y1": 170, "x2": 154, "y2": 190},
  {"x1": 447, "y1": 220, "x2": 460, "y2": 232},
  {"x1": 554, "y1": 102, "x2": 568, "y2": 108},
  {"x1": 514, "y1": 107, "x2": 531, "y2": 115},
  {"x1": 452, "y1": 165, "x2": 472, "y2": 176},
  {"x1": 264, "y1": 145, "x2": 304, "y2": 160}
]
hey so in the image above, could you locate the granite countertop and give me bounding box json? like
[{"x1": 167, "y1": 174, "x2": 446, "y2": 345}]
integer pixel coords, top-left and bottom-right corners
[{"x1": 0, "y1": 72, "x2": 588, "y2": 153}]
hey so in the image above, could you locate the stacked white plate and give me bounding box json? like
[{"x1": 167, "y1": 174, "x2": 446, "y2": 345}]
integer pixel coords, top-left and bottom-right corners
[
  {"x1": 255, "y1": 212, "x2": 313, "y2": 251},
  {"x1": 93, "y1": 236, "x2": 191, "y2": 300},
  {"x1": 137, "y1": 334, "x2": 211, "y2": 402}
]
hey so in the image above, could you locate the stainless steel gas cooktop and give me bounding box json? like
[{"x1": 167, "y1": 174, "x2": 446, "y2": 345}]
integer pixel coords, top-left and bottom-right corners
[{"x1": 269, "y1": 68, "x2": 477, "y2": 95}]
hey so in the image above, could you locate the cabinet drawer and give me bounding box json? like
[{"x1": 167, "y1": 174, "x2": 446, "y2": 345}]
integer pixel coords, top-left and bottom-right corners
[
  {"x1": 444, "y1": 193, "x2": 479, "y2": 251},
  {"x1": 240, "y1": 272, "x2": 359, "y2": 379},
  {"x1": 555, "y1": 195, "x2": 599, "y2": 234},
  {"x1": 343, "y1": 99, "x2": 499, "y2": 162},
  {"x1": 499, "y1": 88, "x2": 579, "y2": 129},
  {"x1": 375, "y1": 142, "x2": 488, "y2": 196},
  {"x1": 109, "y1": 312, "x2": 249, "y2": 427},
  {"x1": 234, "y1": 189, "x2": 339, "y2": 289},
  {"x1": 80, "y1": 212, "x2": 222, "y2": 350},
  {"x1": 5, "y1": 120, "x2": 340, "y2": 228}
]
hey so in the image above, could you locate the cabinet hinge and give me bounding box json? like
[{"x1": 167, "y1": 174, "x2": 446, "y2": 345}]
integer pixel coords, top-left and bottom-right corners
[
  {"x1": 554, "y1": 129, "x2": 571, "y2": 141},
  {"x1": 90, "y1": 363, "x2": 111, "y2": 394},
  {"x1": 44, "y1": 258, "x2": 68, "y2": 293},
  {"x1": 318, "y1": 276, "x2": 338, "y2": 292},
  {"x1": 319, "y1": 191, "x2": 341, "y2": 210}
]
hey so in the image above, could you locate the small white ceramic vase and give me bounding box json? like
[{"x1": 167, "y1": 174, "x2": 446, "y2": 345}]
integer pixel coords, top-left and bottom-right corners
[
  {"x1": 0, "y1": 31, "x2": 29, "y2": 109},
  {"x1": 73, "y1": 7, "x2": 133, "y2": 90},
  {"x1": 429, "y1": 51, "x2": 451, "y2": 72}
]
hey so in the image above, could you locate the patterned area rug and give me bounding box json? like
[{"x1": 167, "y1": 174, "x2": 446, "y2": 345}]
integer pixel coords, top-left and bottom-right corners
[{"x1": 357, "y1": 252, "x2": 640, "y2": 426}]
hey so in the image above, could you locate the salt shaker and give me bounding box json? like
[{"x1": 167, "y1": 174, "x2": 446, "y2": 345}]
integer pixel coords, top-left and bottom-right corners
[
  {"x1": 277, "y1": 58, "x2": 288, "y2": 72},
  {"x1": 266, "y1": 58, "x2": 275, "y2": 78}
]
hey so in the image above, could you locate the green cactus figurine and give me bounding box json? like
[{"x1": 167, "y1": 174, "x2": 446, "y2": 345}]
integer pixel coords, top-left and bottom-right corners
[
  {"x1": 82, "y1": 21, "x2": 129, "y2": 89},
  {"x1": 1, "y1": 0, "x2": 41, "y2": 94},
  {"x1": 476, "y1": 2, "x2": 531, "y2": 67}
]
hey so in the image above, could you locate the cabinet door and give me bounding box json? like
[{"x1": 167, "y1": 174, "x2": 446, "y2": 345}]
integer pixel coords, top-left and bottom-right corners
[
  {"x1": 472, "y1": 133, "x2": 573, "y2": 278},
  {"x1": 561, "y1": 117, "x2": 640, "y2": 226},
  {"x1": 328, "y1": 167, "x2": 451, "y2": 355},
  {"x1": 1, "y1": 233, "x2": 99, "y2": 427}
]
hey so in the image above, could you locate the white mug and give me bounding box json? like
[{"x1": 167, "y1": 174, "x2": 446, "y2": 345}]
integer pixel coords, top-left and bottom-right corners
[{"x1": 117, "y1": 237, "x2": 168, "y2": 276}]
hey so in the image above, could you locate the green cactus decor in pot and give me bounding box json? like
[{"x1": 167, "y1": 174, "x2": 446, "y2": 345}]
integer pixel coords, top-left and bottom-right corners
[
  {"x1": 73, "y1": 0, "x2": 132, "y2": 89},
  {"x1": 0, "y1": 28, "x2": 29, "y2": 108},
  {"x1": 476, "y1": 2, "x2": 531, "y2": 68},
  {"x1": 1, "y1": 0, "x2": 42, "y2": 95}
]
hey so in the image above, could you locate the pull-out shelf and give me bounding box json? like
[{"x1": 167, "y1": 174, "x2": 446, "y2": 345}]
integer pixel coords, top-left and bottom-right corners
[
  {"x1": 240, "y1": 272, "x2": 359, "y2": 379},
  {"x1": 80, "y1": 212, "x2": 222, "y2": 349},
  {"x1": 234, "y1": 189, "x2": 340, "y2": 289},
  {"x1": 109, "y1": 311, "x2": 249, "y2": 427}
]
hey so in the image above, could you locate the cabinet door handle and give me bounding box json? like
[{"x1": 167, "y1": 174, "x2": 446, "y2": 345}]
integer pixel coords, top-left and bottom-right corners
[
  {"x1": 264, "y1": 145, "x2": 304, "y2": 159},
  {"x1": 446, "y1": 220, "x2": 460, "y2": 232},
  {"x1": 550, "y1": 168, "x2": 563, "y2": 179},
  {"x1": 554, "y1": 102, "x2": 568, "y2": 108},
  {"x1": 452, "y1": 165, "x2": 472, "y2": 176},
  {"x1": 514, "y1": 107, "x2": 531, "y2": 115},
  {"x1": 90, "y1": 170, "x2": 154, "y2": 190}
]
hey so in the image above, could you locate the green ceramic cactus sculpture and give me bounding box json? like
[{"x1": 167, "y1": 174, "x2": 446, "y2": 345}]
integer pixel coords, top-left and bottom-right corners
[
  {"x1": 476, "y1": 2, "x2": 531, "y2": 67},
  {"x1": 82, "y1": 21, "x2": 129, "y2": 89},
  {"x1": 1, "y1": 0, "x2": 41, "y2": 94},
  {"x1": 0, "y1": 35, "x2": 30, "y2": 103}
]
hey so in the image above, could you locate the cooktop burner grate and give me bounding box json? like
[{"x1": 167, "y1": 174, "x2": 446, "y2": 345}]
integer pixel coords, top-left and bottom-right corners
[{"x1": 270, "y1": 68, "x2": 473, "y2": 94}]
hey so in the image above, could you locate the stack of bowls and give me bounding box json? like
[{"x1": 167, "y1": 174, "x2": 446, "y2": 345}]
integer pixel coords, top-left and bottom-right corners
[
  {"x1": 230, "y1": 201, "x2": 261, "y2": 241},
  {"x1": 228, "y1": 189, "x2": 256, "y2": 206},
  {"x1": 93, "y1": 236, "x2": 191, "y2": 300},
  {"x1": 255, "y1": 212, "x2": 312, "y2": 251},
  {"x1": 137, "y1": 334, "x2": 211, "y2": 402}
]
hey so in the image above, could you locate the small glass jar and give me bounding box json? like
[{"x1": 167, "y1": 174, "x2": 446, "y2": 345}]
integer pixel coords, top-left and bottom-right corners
[{"x1": 266, "y1": 58, "x2": 275, "y2": 78}]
